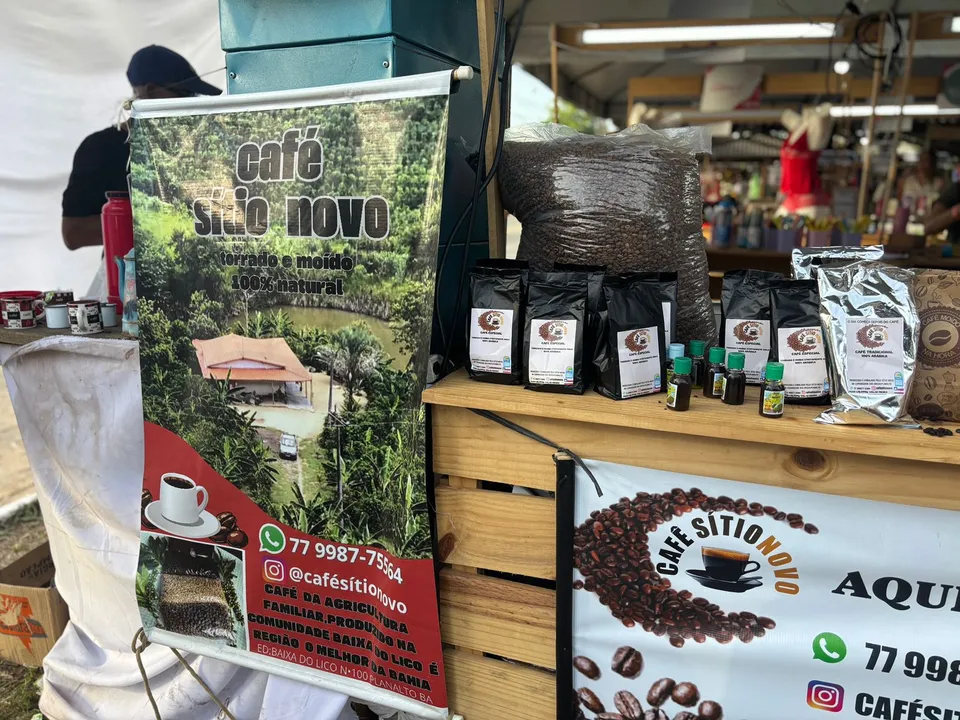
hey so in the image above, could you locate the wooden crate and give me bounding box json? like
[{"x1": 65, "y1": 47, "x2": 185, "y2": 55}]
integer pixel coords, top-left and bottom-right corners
[{"x1": 424, "y1": 372, "x2": 960, "y2": 720}]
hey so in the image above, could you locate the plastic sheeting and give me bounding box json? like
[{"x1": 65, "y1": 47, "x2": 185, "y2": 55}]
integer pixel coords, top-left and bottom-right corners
[
  {"x1": 2, "y1": 337, "x2": 353, "y2": 720},
  {"x1": 0, "y1": 1, "x2": 226, "y2": 294}
]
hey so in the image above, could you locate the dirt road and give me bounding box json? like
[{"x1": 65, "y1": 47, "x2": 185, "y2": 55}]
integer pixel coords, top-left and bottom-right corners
[{"x1": 0, "y1": 374, "x2": 35, "y2": 509}]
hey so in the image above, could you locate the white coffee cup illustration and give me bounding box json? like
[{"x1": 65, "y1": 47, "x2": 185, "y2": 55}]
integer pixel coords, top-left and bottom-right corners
[{"x1": 159, "y1": 473, "x2": 208, "y2": 524}]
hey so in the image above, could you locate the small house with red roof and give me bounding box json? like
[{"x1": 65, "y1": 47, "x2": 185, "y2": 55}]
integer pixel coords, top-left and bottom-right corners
[{"x1": 193, "y1": 334, "x2": 312, "y2": 401}]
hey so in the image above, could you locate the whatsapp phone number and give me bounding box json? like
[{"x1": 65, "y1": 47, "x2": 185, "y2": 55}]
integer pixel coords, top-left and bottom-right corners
[
  {"x1": 865, "y1": 643, "x2": 960, "y2": 685},
  {"x1": 287, "y1": 537, "x2": 403, "y2": 584}
]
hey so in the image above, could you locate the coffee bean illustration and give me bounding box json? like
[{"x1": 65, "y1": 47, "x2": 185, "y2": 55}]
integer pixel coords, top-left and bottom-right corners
[
  {"x1": 597, "y1": 714, "x2": 626, "y2": 720},
  {"x1": 574, "y1": 655, "x2": 600, "y2": 680},
  {"x1": 647, "y1": 678, "x2": 675, "y2": 707},
  {"x1": 671, "y1": 682, "x2": 700, "y2": 707},
  {"x1": 673, "y1": 713, "x2": 696, "y2": 720},
  {"x1": 698, "y1": 700, "x2": 723, "y2": 719},
  {"x1": 226, "y1": 529, "x2": 248, "y2": 548},
  {"x1": 577, "y1": 688, "x2": 605, "y2": 714},
  {"x1": 216, "y1": 511, "x2": 237, "y2": 531},
  {"x1": 612, "y1": 646, "x2": 644, "y2": 678},
  {"x1": 643, "y1": 710, "x2": 667, "y2": 720},
  {"x1": 929, "y1": 329, "x2": 953, "y2": 347},
  {"x1": 614, "y1": 690, "x2": 643, "y2": 720}
]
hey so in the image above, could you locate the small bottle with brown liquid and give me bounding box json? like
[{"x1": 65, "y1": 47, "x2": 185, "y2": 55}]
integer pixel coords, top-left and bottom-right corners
[
  {"x1": 722, "y1": 352, "x2": 746, "y2": 406},
  {"x1": 688, "y1": 340, "x2": 707, "y2": 388},
  {"x1": 702, "y1": 346, "x2": 726, "y2": 400},
  {"x1": 667, "y1": 356, "x2": 692, "y2": 411},
  {"x1": 665, "y1": 343, "x2": 685, "y2": 385},
  {"x1": 759, "y1": 362, "x2": 785, "y2": 418}
]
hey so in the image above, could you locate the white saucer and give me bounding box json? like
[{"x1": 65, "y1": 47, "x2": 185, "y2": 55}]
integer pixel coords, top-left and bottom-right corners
[{"x1": 144, "y1": 501, "x2": 220, "y2": 539}]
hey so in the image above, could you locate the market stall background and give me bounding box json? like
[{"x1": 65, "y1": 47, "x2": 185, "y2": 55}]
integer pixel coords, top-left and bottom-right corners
[{"x1": 0, "y1": 1, "x2": 225, "y2": 294}]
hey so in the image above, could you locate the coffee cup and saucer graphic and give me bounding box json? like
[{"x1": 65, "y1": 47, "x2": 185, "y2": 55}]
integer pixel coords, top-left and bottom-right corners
[
  {"x1": 686, "y1": 546, "x2": 763, "y2": 593},
  {"x1": 144, "y1": 473, "x2": 220, "y2": 539}
]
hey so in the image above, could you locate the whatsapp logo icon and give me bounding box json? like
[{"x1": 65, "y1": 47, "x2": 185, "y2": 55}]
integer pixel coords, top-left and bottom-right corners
[
  {"x1": 813, "y1": 632, "x2": 847, "y2": 664},
  {"x1": 259, "y1": 523, "x2": 287, "y2": 555}
]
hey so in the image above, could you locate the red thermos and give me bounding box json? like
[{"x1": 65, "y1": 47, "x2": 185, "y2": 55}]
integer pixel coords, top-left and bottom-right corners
[{"x1": 102, "y1": 192, "x2": 134, "y2": 309}]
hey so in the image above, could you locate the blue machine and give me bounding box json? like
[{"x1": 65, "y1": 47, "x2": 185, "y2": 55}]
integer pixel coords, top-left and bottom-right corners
[{"x1": 218, "y1": 0, "x2": 491, "y2": 353}]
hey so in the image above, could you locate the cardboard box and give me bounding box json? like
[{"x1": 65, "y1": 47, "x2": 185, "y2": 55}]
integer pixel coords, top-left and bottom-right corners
[{"x1": 0, "y1": 542, "x2": 69, "y2": 666}]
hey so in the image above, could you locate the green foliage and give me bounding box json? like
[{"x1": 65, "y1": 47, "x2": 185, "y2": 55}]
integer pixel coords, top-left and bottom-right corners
[
  {"x1": 549, "y1": 98, "x2": 600, "y2": 135},
  {"x1": 317, "y1": 323, "x2": 383, "y2": 400},
  {"x1": 213, "y1": 552, "x2": 244, "y2": 625},
  {"x1": 389, "y1": 280, "x2": 432, "y2": 373}
]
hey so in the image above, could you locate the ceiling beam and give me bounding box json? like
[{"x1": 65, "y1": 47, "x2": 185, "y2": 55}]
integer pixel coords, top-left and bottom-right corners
[{"x1": 627, "y1": 73, "x2": 943, "y2": 103}]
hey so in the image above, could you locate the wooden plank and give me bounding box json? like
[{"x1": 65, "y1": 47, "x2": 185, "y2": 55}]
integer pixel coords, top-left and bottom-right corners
[
  {"x1": 431, "y1": 405, "x2": 960, "y2": 512},
  {"x1": 445, "y1": 648, "x2": 555, "y2": 720},
  {"x1": 423, "y1": 371, "x2": 960, "y2": 467},
  {"x1": 440, "y1": 568, "x2": 555, "y2": 669},
  {"x1": 627, "y1": 73, "x2": 941, "y2": 101},
  {"x1": 476, "y1": 0, "x2": 505, "y2": 257},
  {"x1": 550, "y1": 25, "x2": 560, "y2": 123},
  {"x1": 435, "y1": 486, "x2": 555, "y2": 578}
]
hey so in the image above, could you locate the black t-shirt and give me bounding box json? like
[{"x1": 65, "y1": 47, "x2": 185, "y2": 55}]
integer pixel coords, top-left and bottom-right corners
[
  {"x1": 61, "y1": 127, "x2": 129, "y2": 217},
  {"x1": 935, "y1": 182, "x2": 960, "y2": 243}
]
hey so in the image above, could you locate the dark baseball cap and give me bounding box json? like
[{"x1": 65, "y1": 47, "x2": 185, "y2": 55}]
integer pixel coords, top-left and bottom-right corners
[{"x1": 127, "y1": 45, "x2": 221, "y2": 96}]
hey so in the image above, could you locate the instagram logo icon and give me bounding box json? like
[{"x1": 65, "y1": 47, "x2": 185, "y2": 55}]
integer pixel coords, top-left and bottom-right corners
[
  {"x1": 807, "y1": 680, "x2": 844, "y2": 712},
  {"x1": 262, "y1": 558, "x2": 285, "y2": 583}
]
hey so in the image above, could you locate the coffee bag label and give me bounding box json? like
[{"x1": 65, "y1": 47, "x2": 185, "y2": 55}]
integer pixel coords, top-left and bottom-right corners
[
  {"x1": 617, "y1": 326, "x2": 662, "y2": 398},
  {"x1": 844, "y1": 318, "x2": 906, "y2": 395},
  {"x1": 529, "y1": 318, "x2": 577, "y2": 386},
  {"x1": 777, "y1": 326, "x2": 829, "y2": 398},
  {"x1": 724, "y1": 318, "x2": 770, "y2": 383},
  {"x1": 469, "y1": 308, "x2": 514, "y2": 374}
]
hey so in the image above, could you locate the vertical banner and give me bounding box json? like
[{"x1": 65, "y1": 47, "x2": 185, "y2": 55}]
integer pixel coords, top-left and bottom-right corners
[
  {"x1": 562, "y1": 459, "x2": 960, "y2": 720},
  {"x1": 130, "y1": 72, "x2": 451, "y2": 718}
]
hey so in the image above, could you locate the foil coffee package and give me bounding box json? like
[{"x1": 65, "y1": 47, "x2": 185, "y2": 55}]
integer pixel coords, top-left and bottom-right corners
[
  {"x1": 720, "y1": 269, "x2": 784, "y2": 384},
  {"x1": 524, "y1": 275, "x2": 587, "y2": 394},
  {"x1": 467, "y1": 265, "x2": 524, "y2": 383},
  {"x1": 816, "y1": 263, "x2": 919, "y2": 425},
  {"x1": 769, "y1": 280, "x2": 830, "y2": 405},
  {"x1": 791, "y1": 246, "x2": 884, "y2": 280},
  {"x1": 908, "y1": 270, "x2": 960, "y2": 422},
  {"x1": 594, "y1": 276, "x2": 667, "y2": 400}
]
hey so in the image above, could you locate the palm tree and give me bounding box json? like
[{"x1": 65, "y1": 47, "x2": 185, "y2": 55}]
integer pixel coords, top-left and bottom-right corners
[
  {"x1": 317, "y1": 323, "x2": 383, "y2": 401},
  {"x1": 269, "y1": 309, "x2": 294, "y2": 338}
]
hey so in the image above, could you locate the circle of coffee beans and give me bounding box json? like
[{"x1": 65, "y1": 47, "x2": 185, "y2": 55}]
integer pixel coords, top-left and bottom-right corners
[{"x1": 574, "y1": 487, "x2": 815, "y2": 645}]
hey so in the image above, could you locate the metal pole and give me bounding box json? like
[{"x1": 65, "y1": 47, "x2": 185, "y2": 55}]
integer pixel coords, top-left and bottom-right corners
[
  {"x1": 878, "y1": 12, "x2": 920, "y2": 243},
  {"x1": 856, "y1": 20, "x2": 886, "y2": 219},
  {"x1": 550, "y1": 24, "x2": 560, "y2": 123}
]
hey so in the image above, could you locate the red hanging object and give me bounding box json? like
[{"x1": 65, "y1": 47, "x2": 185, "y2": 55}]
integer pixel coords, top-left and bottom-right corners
[{"x1": 102, "y1": 192, "x2": 134, "y2": 311}]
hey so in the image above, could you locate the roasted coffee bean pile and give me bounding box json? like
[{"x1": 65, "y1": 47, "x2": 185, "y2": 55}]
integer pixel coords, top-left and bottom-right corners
[
  {"x1": 499, "y1": 129, "x2": 717, "y2": 345},
  {"x1": 574, "y1": 646, "x2": 724, "y2": 719},
  {"x1": 922, "y1": 426, "x2": 955, "y2": 437},
  {"x1": 574, "y1": 487, "x2": 816, "y2": 645}
]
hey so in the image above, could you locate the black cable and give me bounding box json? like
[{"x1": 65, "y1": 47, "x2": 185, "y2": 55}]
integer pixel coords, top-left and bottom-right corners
[
  {"x1": 434, "y1": 0, "x2": 528, "y2": 366},
  {"x1": 471, "y1": 409, "x2": 603, "y2": 496}
]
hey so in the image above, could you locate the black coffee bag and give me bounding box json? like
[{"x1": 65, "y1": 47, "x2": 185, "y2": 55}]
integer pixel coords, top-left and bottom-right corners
[
  {"x1": 524, "y1": 275, "x2": 588, "y2": 394},
  {"x1": 594, "y1": 276, "x2": 667, "y2": 400},
  {"x1": 536, "y1": 268, "x2": 604, "y2": 383},
  {"x1": 769, "y1": 280, "x2": 830, "y2": 405},
  {"x1": 623, "y1": 271, "x2": 679, "y2": 349},
  {"x1": 720, "y1": 269, "x2": 784, "y2": 384},
  {"x1": 467, "y1": 266, "x2": 523, "y2": 384}
]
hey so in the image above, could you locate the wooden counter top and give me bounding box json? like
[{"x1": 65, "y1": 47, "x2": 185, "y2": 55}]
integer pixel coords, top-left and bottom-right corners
[
  {"x1": 423, "y1": 370, "x2": 958, "y2": 467},
  {"x1": 0, "y1": 324, "x2": 129, "y2": 347}
]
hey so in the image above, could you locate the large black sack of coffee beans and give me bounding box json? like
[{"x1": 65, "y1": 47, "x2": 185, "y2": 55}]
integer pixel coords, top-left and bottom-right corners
[
  {"x1": 769, "y1": 280, "x2": 830, "y2": 405},
  {"x1": 467, "y1": 266, "x2": 524, "y2": 384},
  {"x1": 720, "y1": 269, "x2": 784, "y2": 384},
  {"x1": 499, "y1": 123, "x2": 715, "y2": 345},
  {"x1": 524, "y1": 275, "x2": 588, "y2": 394},
  {"x1": 594, "y1": 276, "x2": 667, "y2": 400},
  {"x1": 623, "y1": 270, "x2": 679, "y2": 349}
]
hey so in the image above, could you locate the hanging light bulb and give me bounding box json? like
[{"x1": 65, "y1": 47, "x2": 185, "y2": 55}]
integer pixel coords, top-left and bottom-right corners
[{"x1": 834, "y1": 58, "x2": 851, "y2": 75}]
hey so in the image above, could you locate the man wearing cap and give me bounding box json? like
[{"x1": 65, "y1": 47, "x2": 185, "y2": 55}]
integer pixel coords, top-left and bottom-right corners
[{"x1": 61, "y1": 45, "x2": 221, "y2": 250}]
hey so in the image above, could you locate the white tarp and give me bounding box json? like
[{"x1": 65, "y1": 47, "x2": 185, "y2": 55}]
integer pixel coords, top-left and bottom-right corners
[
  {"x1": 2, "y1": 337, "x2": 353, "y2": 720},
  {"x1": 0, "y1": 1, "x2": 226, "y2": 295}
]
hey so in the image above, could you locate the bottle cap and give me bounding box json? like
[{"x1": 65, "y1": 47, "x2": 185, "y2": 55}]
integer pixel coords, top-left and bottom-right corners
[
  {"x1": 689, "y1": 340, "x2": 706, "y2": 356},
  {"x1": 708, "y1": 346, "x2": 726, "y2": 364},
  {"x1": 764, "y1": 362, "x2": 784, "y2": 382},
  {"x1": 668, "y1": 343, "x2": 685, "y2": 360},
  {"x1": 673, "y1": 357, "x2": 692, "y2": 375},
  {"x1": 727, "y1": 352, "x2": 746, "y2": 370}
]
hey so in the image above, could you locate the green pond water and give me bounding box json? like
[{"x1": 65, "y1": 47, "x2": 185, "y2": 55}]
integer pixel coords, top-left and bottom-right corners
[{"x1": 240, "y1": 305, "x2": 408, "y2": 365}]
